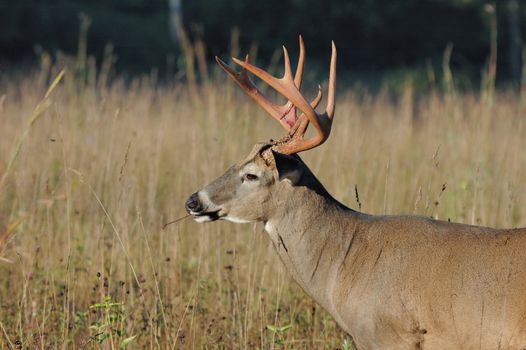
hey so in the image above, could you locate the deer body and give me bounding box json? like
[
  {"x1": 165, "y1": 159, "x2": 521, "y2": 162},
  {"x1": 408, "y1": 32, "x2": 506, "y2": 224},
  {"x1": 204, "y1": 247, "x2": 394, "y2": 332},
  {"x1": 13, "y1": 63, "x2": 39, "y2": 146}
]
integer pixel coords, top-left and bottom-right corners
[
  {"x1": 187, "y1": 146, "x2": 526, "y2": 349},
  {"x1": 185, "y1": 38, "x2": 526, "y2": 349}
]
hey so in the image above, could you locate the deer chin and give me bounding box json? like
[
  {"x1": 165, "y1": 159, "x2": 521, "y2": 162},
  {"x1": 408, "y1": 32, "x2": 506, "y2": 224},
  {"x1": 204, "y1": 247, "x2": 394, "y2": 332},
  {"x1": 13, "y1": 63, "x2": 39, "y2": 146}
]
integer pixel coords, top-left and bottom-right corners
[
  {"x1": 190, "y1": 210, "x2": 220, "y2": 223},
  {"x1": 222, "y1": 215, "x2": 252, "y2": 224}
]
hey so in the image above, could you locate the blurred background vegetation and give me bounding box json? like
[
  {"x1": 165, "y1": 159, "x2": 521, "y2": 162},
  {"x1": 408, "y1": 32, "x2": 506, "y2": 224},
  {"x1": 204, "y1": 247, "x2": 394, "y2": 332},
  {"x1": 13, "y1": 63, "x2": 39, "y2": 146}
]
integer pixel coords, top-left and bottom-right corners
[{"x1": 0, "y1": 0, "x2": 524, "y2": 89}]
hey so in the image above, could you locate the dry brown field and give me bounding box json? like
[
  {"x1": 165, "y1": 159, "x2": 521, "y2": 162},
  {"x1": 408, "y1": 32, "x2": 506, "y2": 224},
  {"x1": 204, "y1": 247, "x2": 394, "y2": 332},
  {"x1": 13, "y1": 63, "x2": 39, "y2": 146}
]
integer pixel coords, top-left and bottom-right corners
[{"x1": 0, "y1": 63, "x2": 525, "y2": 349}]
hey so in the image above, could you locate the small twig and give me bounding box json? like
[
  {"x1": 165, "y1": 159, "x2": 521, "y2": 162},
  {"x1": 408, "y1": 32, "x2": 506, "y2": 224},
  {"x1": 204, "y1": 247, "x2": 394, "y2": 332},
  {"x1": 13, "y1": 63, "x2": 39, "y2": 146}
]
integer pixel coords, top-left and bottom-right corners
[
  {"x1": 0, "y1": 320, "x2": 14, "y2": 349},
  {"x1": 162, "y1": 214, "x2": 190, "y2": 230},
  {"x1": 354, "y1": 184, "x2": 362, "y2": 210}
]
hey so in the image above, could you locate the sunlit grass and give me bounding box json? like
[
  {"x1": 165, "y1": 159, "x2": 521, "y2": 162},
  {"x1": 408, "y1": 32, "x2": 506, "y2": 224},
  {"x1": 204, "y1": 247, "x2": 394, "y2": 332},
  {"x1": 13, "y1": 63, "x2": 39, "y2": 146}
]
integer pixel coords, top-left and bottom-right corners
[{"x1": 0, "y1": 64, "x2": 525, "y2": 349}]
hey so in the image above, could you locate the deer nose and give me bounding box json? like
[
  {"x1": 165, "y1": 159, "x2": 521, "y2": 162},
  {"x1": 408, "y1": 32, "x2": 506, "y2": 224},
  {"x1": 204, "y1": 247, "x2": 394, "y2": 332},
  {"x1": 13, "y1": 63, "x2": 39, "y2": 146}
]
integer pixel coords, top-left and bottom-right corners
[{"x1": 185, "y1": 193, "x2": 203, "y2": 213}]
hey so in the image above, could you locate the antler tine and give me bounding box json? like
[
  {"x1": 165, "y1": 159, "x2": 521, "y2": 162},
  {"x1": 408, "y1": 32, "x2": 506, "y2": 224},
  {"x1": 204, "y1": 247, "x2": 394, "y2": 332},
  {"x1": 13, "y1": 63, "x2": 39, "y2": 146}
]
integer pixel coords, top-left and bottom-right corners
[
  {"x1": 326, "y1": 41, "x2": 337, "y2": 119},
  {"x1": 294, "y1": 35, "x2": 305, "y2": 90},
  {"x1": 311, "y1": 84, "x2": 323, "y2": 109},
  {"x1": 282, "y1": 46, "x2": 294, "y2": 81},
  {"x1": 232, "y1": 41, "x2": 337, "y2": 154}
]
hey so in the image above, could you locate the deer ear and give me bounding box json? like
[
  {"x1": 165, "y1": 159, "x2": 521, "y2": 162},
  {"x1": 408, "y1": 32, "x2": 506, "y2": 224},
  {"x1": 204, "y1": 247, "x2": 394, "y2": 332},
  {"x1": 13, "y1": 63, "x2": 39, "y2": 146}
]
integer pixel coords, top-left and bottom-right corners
[{"x1": 271, "y1": 150, "x2": 303, "y2": 185}]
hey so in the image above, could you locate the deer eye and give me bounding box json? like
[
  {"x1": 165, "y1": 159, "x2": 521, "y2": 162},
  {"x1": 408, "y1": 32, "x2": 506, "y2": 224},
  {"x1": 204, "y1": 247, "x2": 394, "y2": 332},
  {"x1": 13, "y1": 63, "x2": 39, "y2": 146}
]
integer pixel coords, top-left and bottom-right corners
[{"x1": 243, "y1": 173, "x2": 259, "y2": 182}]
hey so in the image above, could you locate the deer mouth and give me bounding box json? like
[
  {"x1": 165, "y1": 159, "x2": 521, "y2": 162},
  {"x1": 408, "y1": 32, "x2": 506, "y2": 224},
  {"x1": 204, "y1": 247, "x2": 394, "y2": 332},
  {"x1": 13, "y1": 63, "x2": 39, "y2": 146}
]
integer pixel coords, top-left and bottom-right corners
[{"x1": 190, "y1": 209, "x2": 221, "y2": 223}]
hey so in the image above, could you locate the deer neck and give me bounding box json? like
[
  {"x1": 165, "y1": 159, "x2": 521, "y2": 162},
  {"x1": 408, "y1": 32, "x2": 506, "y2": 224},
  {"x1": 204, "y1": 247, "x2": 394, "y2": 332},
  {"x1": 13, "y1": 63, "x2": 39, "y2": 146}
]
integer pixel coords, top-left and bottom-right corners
[{"x1": 263, "y1": 174, "x2": 363, "y2": 320}]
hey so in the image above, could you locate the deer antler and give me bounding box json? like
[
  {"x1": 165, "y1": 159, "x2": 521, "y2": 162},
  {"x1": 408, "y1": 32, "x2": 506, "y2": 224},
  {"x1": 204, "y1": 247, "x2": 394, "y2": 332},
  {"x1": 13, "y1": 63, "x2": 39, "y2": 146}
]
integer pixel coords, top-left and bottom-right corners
[
  {"x1": 216, "y1": 36, "x2": 323, "y2": 132},
  {"x1": 216, "y1": 36, "x2": 314, "y2": 131},
  {"x1": 217, "y1": 37, "x2": 336, "y2": 154}
]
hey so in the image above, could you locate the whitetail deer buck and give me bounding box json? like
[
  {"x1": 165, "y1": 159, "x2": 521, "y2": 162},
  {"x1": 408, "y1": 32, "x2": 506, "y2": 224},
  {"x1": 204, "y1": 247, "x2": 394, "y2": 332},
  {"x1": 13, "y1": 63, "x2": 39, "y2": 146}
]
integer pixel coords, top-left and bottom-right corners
[{"x1": 185, "y1": 37, "x2": 526, "y2": 349}]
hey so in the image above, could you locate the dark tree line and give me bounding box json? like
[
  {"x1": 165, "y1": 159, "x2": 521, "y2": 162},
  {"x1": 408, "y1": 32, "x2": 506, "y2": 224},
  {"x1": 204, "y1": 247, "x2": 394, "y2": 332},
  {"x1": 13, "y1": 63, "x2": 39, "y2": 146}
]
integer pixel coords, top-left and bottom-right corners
[{"x1": 0, "y1": 0, "x2": 524, "y2": 81}]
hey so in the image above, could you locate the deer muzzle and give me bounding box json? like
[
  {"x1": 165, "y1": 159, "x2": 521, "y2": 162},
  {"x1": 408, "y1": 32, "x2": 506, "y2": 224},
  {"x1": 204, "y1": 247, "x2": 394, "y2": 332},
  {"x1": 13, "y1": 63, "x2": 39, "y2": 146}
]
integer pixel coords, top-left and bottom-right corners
[
  {"x1": 185, "y1": 192, "x2": 203, "y2": 213},
  {"x1": 185, "y1": 191, "x2": 221, "y2": 222}
]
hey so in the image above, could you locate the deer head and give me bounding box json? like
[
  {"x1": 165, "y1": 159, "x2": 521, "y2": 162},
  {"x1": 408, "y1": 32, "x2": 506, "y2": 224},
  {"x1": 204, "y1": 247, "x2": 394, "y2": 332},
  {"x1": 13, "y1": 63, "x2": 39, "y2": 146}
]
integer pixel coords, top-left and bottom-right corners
[{"x1": 185, "y1": 36, "x2": 336, "y2": 224}]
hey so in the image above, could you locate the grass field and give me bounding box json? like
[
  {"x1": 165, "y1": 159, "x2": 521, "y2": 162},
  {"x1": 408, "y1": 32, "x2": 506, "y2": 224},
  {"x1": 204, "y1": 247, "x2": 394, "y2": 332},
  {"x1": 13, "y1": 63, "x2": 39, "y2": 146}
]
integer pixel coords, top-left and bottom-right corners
[{"x1": 0, "y1": 62, "x2": 525, "y2": 349}]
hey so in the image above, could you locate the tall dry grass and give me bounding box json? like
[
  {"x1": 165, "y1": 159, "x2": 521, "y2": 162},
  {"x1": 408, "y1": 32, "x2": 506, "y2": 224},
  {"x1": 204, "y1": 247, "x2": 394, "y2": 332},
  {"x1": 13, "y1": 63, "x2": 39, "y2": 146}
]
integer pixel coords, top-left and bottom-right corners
[{"x1": 0, "y1": 60, "x2": 525, "y2": 349}]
